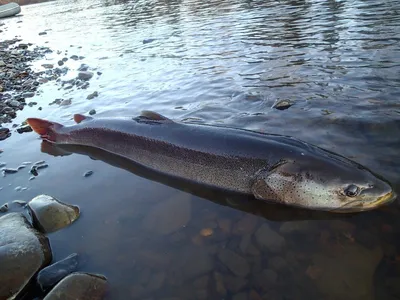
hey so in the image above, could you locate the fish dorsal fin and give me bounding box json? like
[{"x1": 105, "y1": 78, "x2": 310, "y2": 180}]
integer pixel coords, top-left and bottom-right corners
[
  {"x1": 74, "y1": 114, "x2": 93, "y2": 124},
  {"x1": 139, "y1": 110, "x2": 173, "y2": 123}
]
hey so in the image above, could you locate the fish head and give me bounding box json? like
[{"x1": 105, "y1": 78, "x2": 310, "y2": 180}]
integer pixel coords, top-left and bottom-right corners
[{"x1": 252, "y1": 153, "x2": 396, "y2": 212}]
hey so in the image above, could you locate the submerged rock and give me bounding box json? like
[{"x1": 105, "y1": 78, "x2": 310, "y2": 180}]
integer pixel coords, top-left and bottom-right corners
[
  {"x1": 37, "y1": 253, "x2": 80, "y2": 291},
  {"x1": 142, "y1": 193, "x2": 191, "y2": 235},
  {"x1": 311, "y1": 242, "x2": 383, "y2": 300},
  {"x1": 218, "y1": 249, "x2": 250, "y2": 277},
  {"x1": 78, "y1": 71, "x2": 94, "y2": 81},
  {"x1": 27, "y1": 194, "x2": 80, "y2": 233},
  {"x1": 0, "y1": 213, "x2": 52, "y2": 299},
  {"x1": 43, "y1": 272, "x2": 107, "y2": 300},
  {"x1": 255, "y1": 223, "x2": 285, "y2": 253}
]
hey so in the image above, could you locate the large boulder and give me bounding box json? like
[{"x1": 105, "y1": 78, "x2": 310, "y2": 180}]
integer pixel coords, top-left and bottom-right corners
[{"x1": 0, "y1": 213, "x2": 52, "y2": 299}]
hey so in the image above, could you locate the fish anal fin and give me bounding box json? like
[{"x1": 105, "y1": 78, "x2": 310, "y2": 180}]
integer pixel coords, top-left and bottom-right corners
[
  {"x1": 140, "y1": 110, "x2": 173, "y2": 122},
  {"x1": 74, "y1": 114, "x2": 93, "y2": 124}
]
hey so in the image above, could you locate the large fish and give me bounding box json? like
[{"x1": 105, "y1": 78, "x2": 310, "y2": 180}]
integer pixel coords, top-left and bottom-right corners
[{"x1": 26, "y1": 111, "x2": 396, "y2": 212}]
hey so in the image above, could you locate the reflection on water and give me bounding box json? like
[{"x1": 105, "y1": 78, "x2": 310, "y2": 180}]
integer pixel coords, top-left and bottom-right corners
[{"x1": 1, "y1": 0, "x2": 400, "y2": 298}]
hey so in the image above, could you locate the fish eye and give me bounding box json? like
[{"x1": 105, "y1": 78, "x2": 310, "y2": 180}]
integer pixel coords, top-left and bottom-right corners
[{"x1": 344, "y1": 184, "x2": 360, "y2": 197}]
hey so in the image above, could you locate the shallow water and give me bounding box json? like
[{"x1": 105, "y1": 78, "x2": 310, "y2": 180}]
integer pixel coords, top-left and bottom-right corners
[{"x1": 1, "y1": 0, "x2": 400, "y2": 299}]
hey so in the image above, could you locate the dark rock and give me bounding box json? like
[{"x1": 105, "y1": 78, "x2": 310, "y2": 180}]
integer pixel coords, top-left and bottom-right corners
[
  {"x1": 17, "y1": 125, "x2": 32, "y2": 134},
  {"x1": 83, "y1": 170, "x2": 93, "y2": 177},
  {"x1": 57, "y1": 60, "x2": 64, "y2": 66},
  {"x1": 255, "y1": 223, "x2": 285, "y2": 253},
  {"x1": 78, "y1": 64, "x2": 89, "y2": 71},
  {"x1": 43, "y1": 272, "x2": 107, "y2": 300},
  {"x1": 272, "y1": 99, "x2": 294, "y2": 110},
  {"x1": 0, "y1": 127, "x2": 10, "y2": 140},
  {"x1": 0, "y1": 203, "x2": 8, "y2": 212},
  {"x1": 0, "y1": 213, "x2": 52, "y2": 299},
  {"x1": 78, "y1": 71, "x2": 94, "y2": 81},
  {"x1": 41, "y1": 64, "x2": 54, "y2": 69},
  {"x1": 218, "y1": 248, "x2": 250, "y2": 277},
  {"x1": 233, "y1": 292, "x2": 248, "y2": 300},
  {"x1": 143, "y1": 38, "x2": 157, "y2": 44},
  {"x1": 62, "y1": 57, "x2": 68, "y2": 62},
  {"x1": 27, "y1": 194, "x2": 80, "y2": 234},
  {"x1": 175, "y1": 245, "x2": 213, "y2": 279},
  {"x1": 86, "y1": 91, "x2": 98, "y2": 100},
  {"x1": 70, "y1": 55, "x2": 79, "y2": 60},
  {"x1": 37, "y1": 253, "x2": 80, "y2": 291},
  {"x1": 38, "y1": 32, "x2": 47, "y2": 35},
  {"x1": 269, "y1": 256, "x2": 287, "y2": 272},
  {"x1": 97, "y1": 71, "x2": 102, "y2": 75},
  {"x1": 22, "y1": 92, "x2": 35, "y2": 98},
  {"x1": 89, "y1": 109, "x2": 96, "y2": 115}
]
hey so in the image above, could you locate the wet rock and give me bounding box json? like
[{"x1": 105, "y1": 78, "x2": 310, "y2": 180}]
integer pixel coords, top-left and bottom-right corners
[
  {"x1": 43, "y1": 272, "x2": 107, "y2": 300},
  {"x1": 0, "y1": 203, "x2": 8, "y2": 212},
  {"x1": 0, "y1": 213, "x2": 52, "y2": 299},
  {"x1": 175, "y1": 245, "x2": 213, "y2": 279},
  {"x1": 23, "y1": 92, "x2": 35, "y2": 98},
  {"x1": 143, "y1": 38, "x2": 157, "y2": 44},
  {"x1": 233, "y1": 214, "x2": 259, "y2": 235},
  {"x1": 214, "y1": 272, "x2": 227, "y2": 296},
  {"x1": 87, "y1": 91, "x2": 98, "y2": 100},
  {"x1": 224, "y1": 275, "x2": 248, "y2": 293},
  {"x1": 218, "y1": 248, "x2": 250, "y2": 277},
  {"x1": 17, "y1": 125, "x2": 32, "y2": 134},
  {"x1": 78, "y1": 64, "x2": 89, "y2": 71},
  {"x1": 78, "y1": 71, "x2": 94, "y2": 81},
  {"x1": 272, "y1": 99, "x2": 294, "y2": 110},
  {"x1": 142, "y1": 193, "x2": 191, "y2": 235},
  {"x1": 37, "y1": 253, "x2": 80, "y2": 291},
  {"x1": 84, "y1": 170, "x2": 93, "y2": 177},
  {"x1": 0, "y1": 127, "x2": 10, "y2": 140},
  {"x1": 57, "y1": 60, "x2": 64, "y2": 66},
  {"x1": 255, "y1": 223, "x2": 285, "y2": 253},
  {"x1": 38, "y1": 32, "x2": 47, "y2": 35},
  {"x1": 7, "y1": 99, "x2": 20, "y2": 107},
  {"x1": 27, "y1": 194, "x2": 80, "y2": 233},
  {"x1": 30, "y1": 162, "x2": 48, "y2": 176},
  {"x1": 89, "y1": 109, "x2": 96, "y2": 115},
  {"x1": 311, "y1": 242, "x2": 383, "y2": 300},
  {"x1": 12, "y1": 200, "x2": 27, "y2": 206},
  {"x1": 70, "y1": 55, "x2": 79, "y2": 60},
  {"x1": 268, "y1": 256, "x2": 287, "y2": 272},
  {"x1": 60, "y1": 99, "x2": 72, "y2": 106},
  {"x1": 41, "y1": 64, "x2": 54, "y2": 69}
]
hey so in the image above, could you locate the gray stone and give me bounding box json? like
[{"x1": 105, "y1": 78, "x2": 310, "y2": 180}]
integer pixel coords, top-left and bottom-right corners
[
  {"x1": 142, "y1": 193, "x2": 191, "y2": 235},
  {"x1": 89, "y1": 109, "x2": 96, "y2": 115},
  {"x1": 255, "y1": 223, "x2": 285, "y2": 253},
  {"x1": 7, "y1": 99, "x2": 20, "y2": 107},
  {"x1": 37, "y1": 253, "x2": 80, "y2": 291},
  {"x1": 218, "y1": 248, "x2": 250, "y2": 277},
  {"x1": 39, "y1": 32, "x2": 47, "y2": 35},
  {"x1": 0, "y1": 213, "x2": 52, "y2": 299},
  {"x1": 41, "y1": 64, "x2": 54, "y2": 69},
  {"x1": 28, "y1": 194, "x2": 80, "y2": 233},
  {"x1": 87, "y1": 91, "x2": 98, "y2": 100},
  {"x1": 78, "y1": 71, "x2": 94, "y2": 81},
  {"x1": 43, "y1": 272, "x2": 107, "y2": 300},
  {"x1": 176, "y1": 246, "x2": 213, "y2": 279},
  {"x1": 57, "y1": 60, "x2": 64, "y2": 66},
  {"x1": 22, "y1": 92, "x2": 35, "y2": 98},
  {"x1": 0, "y1": 60, "x2": 5, "y2": 67}
]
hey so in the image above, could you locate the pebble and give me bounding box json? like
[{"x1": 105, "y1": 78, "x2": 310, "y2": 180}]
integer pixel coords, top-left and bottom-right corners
[
  {"x1": 218, "y1": 248, "x2": 250, "y2": 277},
  {"x1": 0, "y1": 203, "x2": 8, "y2": 212},
  {"x1": 37, "y1": 253, "x2": 80, "y2": 291},
  {"x1": 38, "y1": 32, "x2": 47, "y2": 35},
  {"x1": 272, "y1": 99, "x2": 294, "y2": 110},
  {"x1": 57, "y1": 60, "x2": 64, "y2": 66},
  {"x1": 22, "y1": 92, "x2": 35, "y2": 98},
  {"x1": 41, "y1": 64, "x2": 54, "y2": 69},
  {"x1": 60, "y1": 99, "x2": 72, "y2": 106},
  {"x1": 83, "y1": 170, "x2": 93, "y2": 177},
  {"x1": 255, "y1": 223, "x2": 285, "y2": 253},
  {"x1": 89, "y1": 109, "x2": 96, "y2": 115},
  {"x1": 78, "y1": 71, "x2": 94, "y2": 81},
  {"x1": 86, "y1": 91, "x2": 98, "y2": 100},
  {"x1": 17, "y1": 125, "x2": 32, "y2": 134},
  {"x1": 12, "y1": 200, "x2": 27, "y2": 206}
]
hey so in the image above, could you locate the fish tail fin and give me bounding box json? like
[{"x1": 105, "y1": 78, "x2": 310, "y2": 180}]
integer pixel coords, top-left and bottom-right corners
[{"x1": 26, "y1": 118, "x2": 63, "y2": 142}]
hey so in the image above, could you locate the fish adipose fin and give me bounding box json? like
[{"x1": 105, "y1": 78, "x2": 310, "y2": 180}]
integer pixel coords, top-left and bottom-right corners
[
  {"x1": 74, "y1": 114, "x2": 93, "y2": 124},
  {"x1": 140, "y1": 110, "x2": 174, "y2": 123},
  {"x1": 26, "y1": 118, "x2": 63, "y2": 142}
]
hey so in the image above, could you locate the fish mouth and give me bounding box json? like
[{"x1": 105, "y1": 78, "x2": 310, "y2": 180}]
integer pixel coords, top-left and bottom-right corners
[
  {"x1": 331, "y1": 191, "x2": 397, "y2": 213},
  {"x1": 362, "y1": 190, "x2": 396, "y2": 209}
]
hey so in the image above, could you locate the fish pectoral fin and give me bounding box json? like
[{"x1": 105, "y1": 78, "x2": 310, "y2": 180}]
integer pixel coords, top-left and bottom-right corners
[
  {"x1": 74, "y1": 114, "x2": 93, "y2": 124},
  {"x1": 139, "y1": 110, "x2": 174, "y2": 123},
  {"x1": 251, "y1": 170, "x2": 280, "y2": 201}
]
